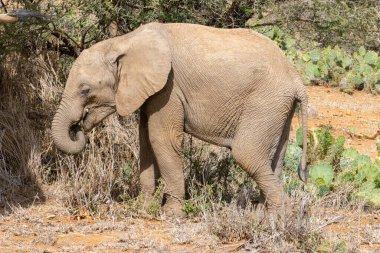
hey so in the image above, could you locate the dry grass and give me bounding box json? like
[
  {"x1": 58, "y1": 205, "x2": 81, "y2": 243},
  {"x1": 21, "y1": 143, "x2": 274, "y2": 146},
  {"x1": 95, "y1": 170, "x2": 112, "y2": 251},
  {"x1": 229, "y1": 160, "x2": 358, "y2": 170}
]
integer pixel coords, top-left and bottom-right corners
[
  {"x1": 0, "y1": 54, "x2": 47, "y2": 209},
  {"x1": 0, "y1": 52, "x2": 141, "y2": 215},
  {"x1": 202, "y1": 190, "x2": 323, "y2": 252},
  {"x1": 54, "y1": 114, "x2": 140, "y2": 216}
]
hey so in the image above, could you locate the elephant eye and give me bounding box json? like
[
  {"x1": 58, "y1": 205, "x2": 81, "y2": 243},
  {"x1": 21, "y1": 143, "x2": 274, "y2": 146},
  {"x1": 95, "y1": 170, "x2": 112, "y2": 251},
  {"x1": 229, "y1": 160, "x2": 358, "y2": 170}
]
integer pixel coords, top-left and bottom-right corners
[{"x1": 80, "y1": 87, "x2": 90, "y2": 97}]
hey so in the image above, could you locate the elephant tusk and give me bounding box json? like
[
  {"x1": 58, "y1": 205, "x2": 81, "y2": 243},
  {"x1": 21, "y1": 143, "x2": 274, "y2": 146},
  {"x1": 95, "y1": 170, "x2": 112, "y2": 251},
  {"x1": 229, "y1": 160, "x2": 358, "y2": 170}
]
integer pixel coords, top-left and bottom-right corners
[
  {"x1": 80, "y1": 108, "x2": 90, "y2": 127},
  {"x1": 83, "y1": 108, "x2": 89, "y2": 118}
]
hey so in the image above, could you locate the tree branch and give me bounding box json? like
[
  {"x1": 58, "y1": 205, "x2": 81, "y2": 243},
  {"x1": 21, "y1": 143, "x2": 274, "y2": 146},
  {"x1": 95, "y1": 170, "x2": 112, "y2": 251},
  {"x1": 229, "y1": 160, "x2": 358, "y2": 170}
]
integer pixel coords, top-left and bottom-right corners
[
  {"x1": 45, "y1": 41, "x2": 78, "y2": 57},
  {"x1": 80, "y1": 25, "x2": 94, "y2": 50},
  {"x1": 50, "y1": 31, "x2": 80, "y2": 57}
]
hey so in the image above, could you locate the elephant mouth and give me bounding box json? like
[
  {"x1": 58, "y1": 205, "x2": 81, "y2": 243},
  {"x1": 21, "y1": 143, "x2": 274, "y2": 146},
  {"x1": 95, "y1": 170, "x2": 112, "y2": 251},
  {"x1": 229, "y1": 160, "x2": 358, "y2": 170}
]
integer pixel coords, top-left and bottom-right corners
[
  {"x1": 67, "y1": 108, "x2": 89, "y2": 140},
  {"x1": 69, "y1": 123, "x2": 84, "y2": 141},
  {"x1": 79, "y1": 105, "x2": 116, "y2": 132}
]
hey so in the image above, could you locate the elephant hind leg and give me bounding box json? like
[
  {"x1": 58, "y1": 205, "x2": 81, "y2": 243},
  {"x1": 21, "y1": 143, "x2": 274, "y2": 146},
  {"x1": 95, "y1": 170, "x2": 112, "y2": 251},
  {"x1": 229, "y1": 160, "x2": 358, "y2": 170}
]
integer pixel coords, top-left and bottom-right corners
[
  {"x1": 234, "y1": 157, "x2": 283, "y2": 210},
  {"x1": 232, "y1": 143, "x2": 284, "y2": 210},
  {"x1": 231, "y1": 115, "x2": 288, "y2": 210}
]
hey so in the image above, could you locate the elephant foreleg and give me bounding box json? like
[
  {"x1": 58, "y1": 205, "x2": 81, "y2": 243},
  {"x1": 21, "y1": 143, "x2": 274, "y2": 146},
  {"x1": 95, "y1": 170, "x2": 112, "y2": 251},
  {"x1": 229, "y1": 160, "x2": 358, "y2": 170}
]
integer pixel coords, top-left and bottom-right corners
[
  {"x1": 146, "y1": 99, "x2": 185, "y2": 217},
  {"x1": 150, "y1": 140, "x2": 185, "y2": 216},
  {"x1": 139, "y1": 111, "x2": 159, "y2": 204}
]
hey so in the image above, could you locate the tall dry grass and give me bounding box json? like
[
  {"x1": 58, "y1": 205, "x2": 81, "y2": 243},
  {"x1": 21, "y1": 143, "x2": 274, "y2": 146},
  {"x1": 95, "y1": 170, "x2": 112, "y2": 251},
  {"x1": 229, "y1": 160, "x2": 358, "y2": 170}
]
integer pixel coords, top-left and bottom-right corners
[
  {"x1": 0, "y1": 53, "x2": 47, "y2": 208},
  {"x1": 0, "y1": 52, "x2": 141, "y2": 214}
]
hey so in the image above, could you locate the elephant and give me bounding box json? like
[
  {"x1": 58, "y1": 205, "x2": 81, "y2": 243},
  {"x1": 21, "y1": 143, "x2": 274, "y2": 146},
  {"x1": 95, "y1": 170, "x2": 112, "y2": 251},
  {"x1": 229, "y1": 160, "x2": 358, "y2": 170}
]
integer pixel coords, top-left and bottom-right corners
[{"x1": 52, "y1": 22, "x2": 308, "y2": 216}]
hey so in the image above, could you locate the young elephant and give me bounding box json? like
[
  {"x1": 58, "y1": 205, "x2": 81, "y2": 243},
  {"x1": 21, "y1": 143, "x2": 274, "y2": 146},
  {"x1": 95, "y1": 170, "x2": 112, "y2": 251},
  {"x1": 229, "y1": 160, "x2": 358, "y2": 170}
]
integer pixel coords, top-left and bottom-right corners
[{"x1": 52, "y1": 22, "x2": 308, "y2": 215}]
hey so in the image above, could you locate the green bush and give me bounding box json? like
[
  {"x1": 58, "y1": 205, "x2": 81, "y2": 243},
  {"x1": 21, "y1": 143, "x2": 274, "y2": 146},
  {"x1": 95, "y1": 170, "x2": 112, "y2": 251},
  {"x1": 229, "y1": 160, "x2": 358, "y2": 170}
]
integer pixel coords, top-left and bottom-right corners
[
  {"x1": 296, "y1": 126, "x2": 344, "y2": 165},
  {"x1": 292, "y1": 46, "x2": 380, "y2": 93},
  {"x1": 339, "y1": 148, "x2": 360, "y2": 171},
  {"x1": 308, "y1": 163, "x2": 334, "y2": 196},
  {"x1": 255, "y1": 24, "x2": 380, "y2": 93},
  {"x1": 284, "y1": 142, "x2": 302, "y2": 172},
  {"x1": 355, "y1": 182, "x2": 380, "y2": 207},
  {"x1": 285, "y1": 127, "x2": 380, "y2": 207}
]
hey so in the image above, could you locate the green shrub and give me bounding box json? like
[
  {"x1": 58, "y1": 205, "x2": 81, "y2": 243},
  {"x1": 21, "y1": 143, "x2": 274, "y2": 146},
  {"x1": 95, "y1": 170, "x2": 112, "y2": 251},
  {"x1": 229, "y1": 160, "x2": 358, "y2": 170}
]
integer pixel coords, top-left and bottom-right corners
[
  {"x1": 324, "y1": 135, "x2": 345, "y2": 166},
  {"x1": 284, "y1": 142, "x2": 303, "y2": 171},
  {"x1": 355, "y1": 164, "x2": 380, "y2": 183},
  {"x1": 355, "y1": 182, "x2": 380, "y2": 207},
  {"x1": 339, "y1": 148, "x2": 360, "y2": 171},
  {"x1": 304, "y1": 127, "x2": 335, "y2": 164},
  {"x1": 256, "y1": 25, "x2": 380, "y2": 93},
  {"x1": 308, "y1": 163, "x2": 334, "y2": 196},
  {"x1": 286, "y1": 126, "x2": 380, "y2": 206},
  {"x1": 336, "y1": 151, "x2": 373, "y2": 185},
  {"x1": 291, "y1": 46, "x2": 380, "y2": 93}
]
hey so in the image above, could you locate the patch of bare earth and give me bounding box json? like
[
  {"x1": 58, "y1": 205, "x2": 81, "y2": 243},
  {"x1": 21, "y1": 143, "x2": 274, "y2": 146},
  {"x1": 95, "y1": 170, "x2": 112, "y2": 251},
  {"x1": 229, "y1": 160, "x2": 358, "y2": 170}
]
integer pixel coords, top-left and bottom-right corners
[
  {"x1": 0, "y1": 86, "x2": 379, "y2": 252},
  {"x1": 292, "y1": 86, "x2": 380, "y2": 159},
  {"x1": 312, "y1": 207, "x2": 380, "y2": 252},
  {"x1": 0, "y1": 202, "x2": 223, "y2": 253}
]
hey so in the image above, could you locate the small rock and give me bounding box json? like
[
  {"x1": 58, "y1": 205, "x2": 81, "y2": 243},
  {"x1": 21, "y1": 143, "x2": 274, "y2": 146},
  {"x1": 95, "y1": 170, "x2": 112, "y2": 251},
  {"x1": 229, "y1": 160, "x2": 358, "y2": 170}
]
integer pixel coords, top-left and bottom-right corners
[
  {"x1": 307, "y1": 105, "x2": 319, "y2": 118},
  {"x1": 47, "y1": 214, "x2": 56, "y2": 220}
]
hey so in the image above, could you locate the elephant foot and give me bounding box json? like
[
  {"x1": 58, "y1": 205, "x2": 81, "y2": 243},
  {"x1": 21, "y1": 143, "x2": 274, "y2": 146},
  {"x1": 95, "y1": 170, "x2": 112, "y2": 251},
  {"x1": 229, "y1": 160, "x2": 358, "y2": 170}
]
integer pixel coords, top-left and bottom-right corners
[
  {"x1": 137, "y1": 193, "x2": 162, "y2": 217},
  {"x1": 265, "y1": 195, "x2": 293, "y2": 231},
  {"x1": 161, "y1": 195, "x2": 186, "y2": 219},
  {"x1": 141, "y1": 193, "x2": 155, "y2": 207},
  {"x1": 252, "y1": 192, "x2": 266, "y2": 211}
]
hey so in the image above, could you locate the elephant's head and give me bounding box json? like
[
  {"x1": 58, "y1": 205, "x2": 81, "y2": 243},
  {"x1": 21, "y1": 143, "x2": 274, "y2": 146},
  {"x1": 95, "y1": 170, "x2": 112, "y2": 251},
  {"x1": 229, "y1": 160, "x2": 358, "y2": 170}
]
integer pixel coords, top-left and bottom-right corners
[{"x1": 52, "y1": 25, "x2": 172, "y2": 154}]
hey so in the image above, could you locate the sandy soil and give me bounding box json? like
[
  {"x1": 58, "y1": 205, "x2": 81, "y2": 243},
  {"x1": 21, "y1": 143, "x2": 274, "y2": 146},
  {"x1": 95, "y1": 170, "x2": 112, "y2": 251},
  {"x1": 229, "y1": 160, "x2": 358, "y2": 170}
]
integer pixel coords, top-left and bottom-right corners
[
  {"x1": 0, "y1": 86, "x2": 379, "y2": 253},
  {"x1": 292, "y1": 86, "x2": 379, "y2": 159}
]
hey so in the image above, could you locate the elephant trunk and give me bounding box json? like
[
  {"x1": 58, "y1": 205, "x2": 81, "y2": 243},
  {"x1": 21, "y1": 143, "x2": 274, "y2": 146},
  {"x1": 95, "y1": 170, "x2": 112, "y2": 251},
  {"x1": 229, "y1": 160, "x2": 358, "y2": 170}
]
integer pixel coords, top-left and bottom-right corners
[{"x1": 52, "y1": 98, "x2": 86, "y2": 154}]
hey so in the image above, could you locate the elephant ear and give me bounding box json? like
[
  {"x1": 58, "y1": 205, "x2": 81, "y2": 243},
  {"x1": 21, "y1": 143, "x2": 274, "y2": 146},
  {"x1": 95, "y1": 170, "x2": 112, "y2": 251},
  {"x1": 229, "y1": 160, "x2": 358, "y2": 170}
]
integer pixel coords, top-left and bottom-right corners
[{"x1": 115, "y1": 29, "x2": 172, "y2": 116}]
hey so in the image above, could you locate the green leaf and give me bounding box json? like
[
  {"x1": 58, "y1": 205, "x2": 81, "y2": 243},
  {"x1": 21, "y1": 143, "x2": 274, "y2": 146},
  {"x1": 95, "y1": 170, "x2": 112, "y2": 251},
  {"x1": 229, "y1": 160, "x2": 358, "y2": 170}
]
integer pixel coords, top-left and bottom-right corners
[
  {"x1": 360, "y1": 63, "x2": 373, "y2": 77},
  {"x1": 374, "y1": 174, "x2": 380, "y2": 188},
  {"x1": 309, "y1": 50, "x2": 320, "y2": 63},
  {"x1": 355, "y1": 182, "x2": 380, "y2": 207},
  {"x1": 358, "y1": 46, "x2": 366, "y2": 56},
  {"x1": 341, "y1": 56, "x2": 353, "y2": 69},
  {"x1": 365, "y1": 51, "x2": 378, "y2": 66},
  {"x1": 355, "y1": 155, "x2": 372, "y2": 169},
  {"x1": 304, "y1": 62, "x2": 320, "y2": 79},
  {"x1": 318, "y1": 62, "x2": 329, "y2": 78},
  {"x1": 265, "y1": 29, "x2": 275, "y2": 40},
  {"x1": 309, "y1": 163, "x2": 334, "y2": 187},
  {"x1": 284, "y1": 38, "x2": 296, "y2": 50},
  {"x1": 346, "y1": 72, "x2": 364, "y2": 86},
  {"x1": 340, "y1": 148, "x2": 360, "y2": 171},
  {"x1": 302, "y1": 53, "x2": 311, "y2": 62},
  {"x1": 309, "y1": 127, "x2": 334, "y2": 158},
  {"x1": 324, "y1": 135, "x2": 345, "y2": 165},
  {"x1": 285, "y1": 142, "x2": 303, "y2": 171},
  {"x1": 355, "y1": 164, "x2": 379, "y2": 182},
  {"x1": 376, "y1": 70, "x2": 380, "y2": 82},
  {"x1": 365, "y1": 72, "x2": 379, "y2": 91},
  {"x1": 296, "y1": 127, "x2": 304, "y2": 147}
]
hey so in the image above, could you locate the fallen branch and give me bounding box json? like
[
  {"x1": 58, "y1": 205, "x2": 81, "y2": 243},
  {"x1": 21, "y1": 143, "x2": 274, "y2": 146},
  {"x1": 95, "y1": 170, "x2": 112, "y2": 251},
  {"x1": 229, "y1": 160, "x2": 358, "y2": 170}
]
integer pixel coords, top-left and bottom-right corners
[
  {"x1": 313, "y1": 215, "x2": 344, "y2": 231},
  {"x1": 345, "y1": 129, "x2": 380, "y2": 140}
]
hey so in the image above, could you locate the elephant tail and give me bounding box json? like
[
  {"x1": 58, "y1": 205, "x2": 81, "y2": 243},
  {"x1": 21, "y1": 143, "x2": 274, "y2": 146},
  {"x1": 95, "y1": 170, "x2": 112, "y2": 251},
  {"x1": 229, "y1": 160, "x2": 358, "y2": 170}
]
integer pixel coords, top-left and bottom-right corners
[{"x1": 295, "y1": 84, "x2": 309, "y2": 183}]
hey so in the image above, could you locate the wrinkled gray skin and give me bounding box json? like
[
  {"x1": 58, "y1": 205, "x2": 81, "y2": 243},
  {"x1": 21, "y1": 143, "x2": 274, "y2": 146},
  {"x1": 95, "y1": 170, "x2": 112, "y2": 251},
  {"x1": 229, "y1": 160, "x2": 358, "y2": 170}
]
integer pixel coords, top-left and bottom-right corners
[{"x1": 52, "y1": 22, "x2": 308, "y2": 216}]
